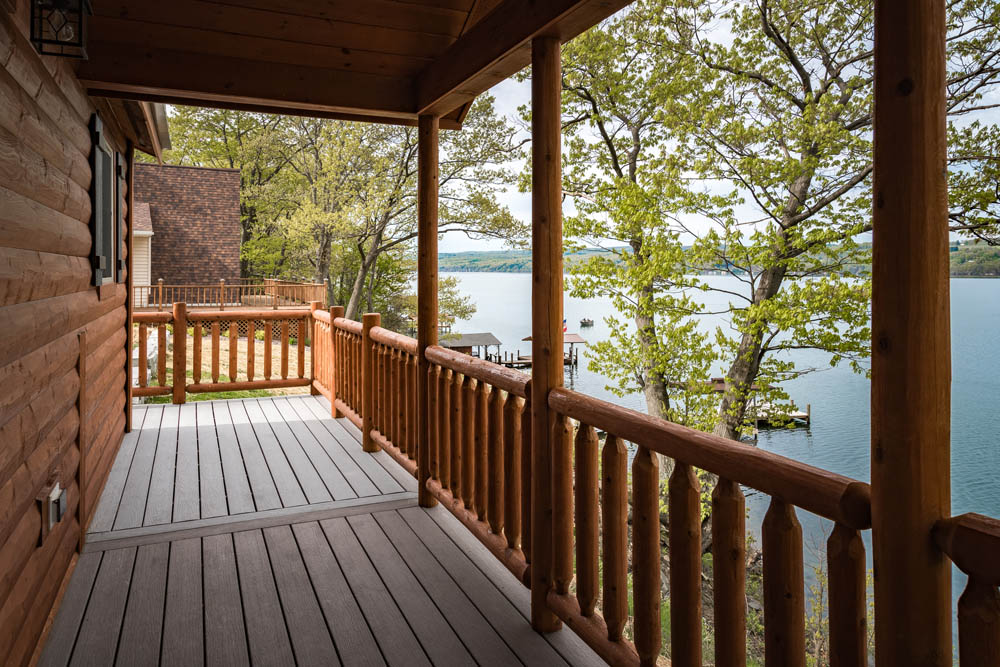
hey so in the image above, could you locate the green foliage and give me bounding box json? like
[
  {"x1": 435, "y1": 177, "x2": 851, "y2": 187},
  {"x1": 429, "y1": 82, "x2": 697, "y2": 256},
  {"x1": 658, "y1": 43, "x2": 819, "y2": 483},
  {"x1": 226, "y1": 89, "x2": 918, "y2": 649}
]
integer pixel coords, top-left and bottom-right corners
[{"x1": 524, "y1": 0, "x2": 1000, "y2": 440}]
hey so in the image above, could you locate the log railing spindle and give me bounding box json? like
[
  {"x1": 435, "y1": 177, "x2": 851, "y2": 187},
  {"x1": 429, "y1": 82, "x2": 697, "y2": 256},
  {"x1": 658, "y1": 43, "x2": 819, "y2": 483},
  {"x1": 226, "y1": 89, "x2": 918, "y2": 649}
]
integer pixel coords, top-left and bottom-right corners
[
  {"x1": 551, "y1": 412, "x2": 573, "y2": 595},
  {"x1": 575, "y1": 423, "x2": 599, "y2": 616},
  {"x1": 827, "y1": 522, "x2": 867, "y2": 667},
  {"x1": 668, "y1": 461, "x2": 700, "y2": 667},
  {"x1": 474, "y1": 381, "x2": 489, "y2": 521},
  {"x1": 503, "y1": 394, "x2": 522, "y2": 552},
  {"x1": 763, "y1": 498, "x2": 806, "y2": 667},
  {"x1": 712, "y1": 478, "x2": 747, "y2": 667},
  {"x1": 602, "y1": 434, "x2": 628, "y2": 641}
]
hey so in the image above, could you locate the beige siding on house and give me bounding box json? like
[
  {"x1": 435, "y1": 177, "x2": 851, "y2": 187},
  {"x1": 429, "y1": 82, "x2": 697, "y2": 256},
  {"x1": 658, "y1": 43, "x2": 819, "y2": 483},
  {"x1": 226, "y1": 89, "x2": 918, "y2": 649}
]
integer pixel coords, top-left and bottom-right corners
[{"x1": 133, "y1": 235, "x2": 151, "y2": 306}]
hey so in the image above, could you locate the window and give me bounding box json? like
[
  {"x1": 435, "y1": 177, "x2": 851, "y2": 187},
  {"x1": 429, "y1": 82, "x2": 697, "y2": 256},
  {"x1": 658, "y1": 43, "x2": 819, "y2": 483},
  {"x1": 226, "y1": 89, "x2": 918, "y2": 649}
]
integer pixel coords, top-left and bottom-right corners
[{"x1": 90, "y1": 113, "x2": 115, "y2": 286}]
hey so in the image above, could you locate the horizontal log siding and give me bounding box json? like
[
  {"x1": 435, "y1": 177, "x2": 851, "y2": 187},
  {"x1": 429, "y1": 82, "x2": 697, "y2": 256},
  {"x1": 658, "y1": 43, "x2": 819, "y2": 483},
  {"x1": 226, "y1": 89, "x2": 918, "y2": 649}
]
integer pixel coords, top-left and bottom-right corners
[{"x1": 0, "y1": 10, "x2": 135, "y2": 666}]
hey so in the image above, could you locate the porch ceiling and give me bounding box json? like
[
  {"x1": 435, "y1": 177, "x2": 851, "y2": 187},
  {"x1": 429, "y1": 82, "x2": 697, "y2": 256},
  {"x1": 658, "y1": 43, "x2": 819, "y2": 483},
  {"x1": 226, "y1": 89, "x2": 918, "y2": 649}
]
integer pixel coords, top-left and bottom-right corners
[{"x1": 74, "y1": 0, "x2": 631, "y2": 128}]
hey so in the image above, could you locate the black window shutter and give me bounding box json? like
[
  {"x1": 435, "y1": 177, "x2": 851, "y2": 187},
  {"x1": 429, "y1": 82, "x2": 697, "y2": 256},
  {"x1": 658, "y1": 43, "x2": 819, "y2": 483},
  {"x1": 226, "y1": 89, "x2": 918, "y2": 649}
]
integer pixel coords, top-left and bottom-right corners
[
  {"x1": 89, "y1": 113, "x2": 105, "y2": 286},
  {"x1": 116, "y1": 153, "x2": 126, "y2": 283}
]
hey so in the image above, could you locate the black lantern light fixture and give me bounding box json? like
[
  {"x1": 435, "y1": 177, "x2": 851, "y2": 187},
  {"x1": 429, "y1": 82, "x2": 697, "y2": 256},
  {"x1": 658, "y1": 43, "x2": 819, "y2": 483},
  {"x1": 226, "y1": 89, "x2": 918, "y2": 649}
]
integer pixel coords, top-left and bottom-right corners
[{"x1": 30, "y1": 0, "x2": 92, "y2": 59}]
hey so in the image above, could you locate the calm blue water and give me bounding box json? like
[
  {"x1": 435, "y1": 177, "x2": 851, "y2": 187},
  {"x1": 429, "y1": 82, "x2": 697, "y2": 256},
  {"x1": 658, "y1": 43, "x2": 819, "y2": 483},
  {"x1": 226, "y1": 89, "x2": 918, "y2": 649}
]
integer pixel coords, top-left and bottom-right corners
[{"x1": 446, "y1": 272, "x2": 1000, "y2": 611}]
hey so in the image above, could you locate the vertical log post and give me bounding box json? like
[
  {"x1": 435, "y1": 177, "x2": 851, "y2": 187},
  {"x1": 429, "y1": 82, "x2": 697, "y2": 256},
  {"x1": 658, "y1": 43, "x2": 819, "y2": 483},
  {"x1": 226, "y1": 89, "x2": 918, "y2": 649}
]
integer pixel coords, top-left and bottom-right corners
[
  {"x1": 331, "y1": 306, "x2": 345, "y2": 418},
  {"x1": 219, "y1": 279, "x2": 225, "y2": 311},
  {"x1": 361, "y1": 312, "x2": 380, "y2": 453},
  {"x1": 529, "y1": 34, "x2": 563, "y2": 633},
  {"x1": 828, "y1": 522, "x2": 868, "y2": 667},
  {"x1": 157, "y1": 278, "x2": 163, "y2": 311},
  {"x1": 602, "y1": 435, "x2": 628, "y2": 641},
  {"x1": 172, "y1": 302, "x2": 186, "y2": 404},
  {"x1": 488, "y1": 386, "x2": 504, "y2": 537},
  {"x1": 503, "y1": 394, "x2": 522, "y2": 553},
  {"x1": 763, "y1": 498, "x2": 805, "y2": 667},
  {"x1": 872, "y1": 2, "x2": 951, "y2": 664},
  {"x1": 551, "y1": 413, "x2": 572, "y2": 594},
  {"x1": 417, "y1": 114, "x2": 439, "y2": 508}
]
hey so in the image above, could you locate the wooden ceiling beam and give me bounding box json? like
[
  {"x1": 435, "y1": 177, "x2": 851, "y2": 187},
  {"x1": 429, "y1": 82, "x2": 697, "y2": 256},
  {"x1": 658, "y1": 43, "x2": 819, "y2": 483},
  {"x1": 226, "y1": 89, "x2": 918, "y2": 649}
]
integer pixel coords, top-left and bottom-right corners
[
  {"x1": 76, "y1": 40, "x2": 415, "y2": 119},
  {"x1": 85, "y1": 88, "x2": 464, "y2": 131},
  {"x1": 416, "y1": 0, "x2": 632, "y2": 116}
]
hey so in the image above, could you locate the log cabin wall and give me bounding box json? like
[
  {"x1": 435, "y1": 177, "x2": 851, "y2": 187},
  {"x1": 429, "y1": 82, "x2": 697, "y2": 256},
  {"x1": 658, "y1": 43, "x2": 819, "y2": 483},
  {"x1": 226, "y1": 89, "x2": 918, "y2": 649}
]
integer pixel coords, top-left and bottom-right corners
[{"x1": 0, "y1": 5, "x2": 147, "y2": 665}]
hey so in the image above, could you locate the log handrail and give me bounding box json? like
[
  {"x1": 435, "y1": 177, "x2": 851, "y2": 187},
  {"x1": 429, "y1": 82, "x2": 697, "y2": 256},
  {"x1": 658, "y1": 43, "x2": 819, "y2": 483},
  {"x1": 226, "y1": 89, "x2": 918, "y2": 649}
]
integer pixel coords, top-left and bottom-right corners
[
  {"x1": 370, "y1": 325, "x2": 419, "y2": 355},
  {"x1": 134, "y1": 281, "x2": 326, "y2": 310},
  {"x1": 333, "y1": 316, "x2": 363, "y2": 336},
  {"x1": 548, "y1": 386, "x2": 871, "y2": 529},
  {"x1": 933, "y1": 513, "x2": 1000, "y2": 667},
  {"x1": 426, "y1": 344, "x2": 530, "y2": 398}
]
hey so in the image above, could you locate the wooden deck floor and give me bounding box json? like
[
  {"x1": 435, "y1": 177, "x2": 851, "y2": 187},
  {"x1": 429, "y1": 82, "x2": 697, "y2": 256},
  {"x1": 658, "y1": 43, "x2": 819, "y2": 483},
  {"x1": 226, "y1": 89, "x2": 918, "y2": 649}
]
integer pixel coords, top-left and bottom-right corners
[{"x1": 40, "y1": 397, "x2": 602, "y2": 666}]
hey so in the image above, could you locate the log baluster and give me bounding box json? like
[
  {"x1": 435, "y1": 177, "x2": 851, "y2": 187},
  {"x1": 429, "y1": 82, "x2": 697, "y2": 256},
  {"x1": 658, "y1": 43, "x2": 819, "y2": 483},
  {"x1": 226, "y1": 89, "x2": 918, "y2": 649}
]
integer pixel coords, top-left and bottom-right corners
[
  {"x1": 157, "y1": 324, "x2": 167, "y2": 386},
  {"x1": 247, "y1": 321, "x2": 255, "y2": 382},
  {"x1": 429, "y1": 365, "x2": 441, "y2": 479},
  {"x1": 552, "y1": 413, "x2": 573, "y2": 594},
  {"x1": 958, "y1": 578, "x2": 1000, "y2": 667},
  {"x1": 669, "y1": 461, "x2": 700, "y2": 667},
  {"x1": 462, "y1": 376, "x2": 476, "y2": 511},
  {"x1": 602, "y1": 434, "x2": 628, "y2": 641},
  {"x1": 521, "y1": 397, "x2": 531, "y2": 564},
  {"x1": 763, "y1": 498, "x2": 806, "y2": 667},
  {"x1": 575, "y1": 423, "x2": 599, "y2": 616},
  {"x1": 487, "y1": 386, "x2": 505, "y2": 536},
  {"x1": 474, "y1": 381, "x2": 489, "y2": 522},
  {"x1": 211, "y1": 322, "x2": 220, "y2": 383},
  {"x1": 280, "y1": 320, "x2": 290, "y2": 380},
  {"x1": 451, "y1": 371, "x2": 463, "y2": 495},
  {"x1": 438, "y1": 367, "x2": 451, "y2": 490},
  {"x1": 634, "y1": 446, "x2": 662, "y2": 666},
  {"x1": 264, "y1": 320, "x2": 272, "y2": 380},
  {"x1": 192, "y1": 322, "x2": 202, "y2": 385},
  {"x1": 138, "y1": 323, "x2": 148, "y2": 387},
  {"x1": 503, "y1": 393, "x2": 522, "y2": 552},
  {"x1": 228, "y1": 322, "x2": 238, "y2": 382},
  {"x1": 297, "y1": 318, "x2": 305, "y2": 378},
  {"x1": 408, "y1": 353, "x2": 418, "y2": 458},
  {"x1": 712, "y1": 478, "x2": 747, "y2": 667},
  {"x1": 827, "y1": 522, "x2": 867, "y2": 667}
]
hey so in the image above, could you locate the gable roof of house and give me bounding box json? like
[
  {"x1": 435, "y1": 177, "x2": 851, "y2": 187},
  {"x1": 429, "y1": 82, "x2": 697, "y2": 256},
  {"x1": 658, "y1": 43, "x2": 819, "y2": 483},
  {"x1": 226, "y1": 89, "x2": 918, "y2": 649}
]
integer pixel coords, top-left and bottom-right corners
[{"x1": 134, "y1": 202, "x2": 153, "y2": 233}]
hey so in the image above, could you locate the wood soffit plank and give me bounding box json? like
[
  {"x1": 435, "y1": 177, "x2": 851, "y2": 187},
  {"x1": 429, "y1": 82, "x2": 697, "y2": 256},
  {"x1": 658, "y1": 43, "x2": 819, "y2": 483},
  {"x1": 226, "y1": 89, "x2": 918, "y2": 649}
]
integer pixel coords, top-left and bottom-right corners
[{"x1": 77, "y1": 0, "x2": 632, "y2": 126}]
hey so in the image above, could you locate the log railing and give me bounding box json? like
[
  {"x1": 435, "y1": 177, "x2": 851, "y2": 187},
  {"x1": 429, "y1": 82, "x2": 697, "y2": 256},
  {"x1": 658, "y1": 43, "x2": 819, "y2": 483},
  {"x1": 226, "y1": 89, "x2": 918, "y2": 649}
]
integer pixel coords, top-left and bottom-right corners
[
  {"x1": 133, "y1": 304, "x2": 314, "y2": 402},
  {"x1": 547, "y1": 386, "x2": 873, "y2": 667},
  {"x1": 423, "y1": 344, "x2": 533, "y2": 584},
  {"x1": 134, "y1": 278, "x2": 327, "y2": 311},
  {"x1": 933, "y1": 513, "x2": 1000, "y2": 667}
]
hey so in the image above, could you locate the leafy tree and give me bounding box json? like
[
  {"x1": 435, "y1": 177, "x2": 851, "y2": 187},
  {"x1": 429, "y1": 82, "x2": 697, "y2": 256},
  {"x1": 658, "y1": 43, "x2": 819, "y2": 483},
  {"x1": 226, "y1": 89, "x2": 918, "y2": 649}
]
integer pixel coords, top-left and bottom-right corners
[{"x1": 545, "y1": 0, "x2": 1000, "y2": 440}]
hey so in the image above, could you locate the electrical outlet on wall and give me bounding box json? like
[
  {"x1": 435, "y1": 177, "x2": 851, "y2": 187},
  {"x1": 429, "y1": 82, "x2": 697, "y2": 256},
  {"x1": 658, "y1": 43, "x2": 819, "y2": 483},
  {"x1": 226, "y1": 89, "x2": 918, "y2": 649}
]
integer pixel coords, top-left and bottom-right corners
[{"x1": 37, "y1": 482, "x2": 67, "y2": 545}]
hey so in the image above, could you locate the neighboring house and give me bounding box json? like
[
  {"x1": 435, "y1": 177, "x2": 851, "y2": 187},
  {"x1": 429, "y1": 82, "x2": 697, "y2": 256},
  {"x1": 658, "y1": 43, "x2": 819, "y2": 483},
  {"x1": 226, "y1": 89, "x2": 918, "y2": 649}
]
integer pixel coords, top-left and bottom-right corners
[
  {"x1": 131, "y1": 202, "x2": 153, "y2": 288},
  {"x1": 133, "y1": 163, "x2": 241, "y2": 286}
]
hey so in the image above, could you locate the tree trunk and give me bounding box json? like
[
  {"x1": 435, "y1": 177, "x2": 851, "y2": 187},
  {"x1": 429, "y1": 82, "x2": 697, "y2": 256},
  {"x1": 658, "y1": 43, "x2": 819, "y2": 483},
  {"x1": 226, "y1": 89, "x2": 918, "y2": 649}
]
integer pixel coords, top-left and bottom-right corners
[{"x1": 345, "y1": 246, "x2": 379, "y2": 319}]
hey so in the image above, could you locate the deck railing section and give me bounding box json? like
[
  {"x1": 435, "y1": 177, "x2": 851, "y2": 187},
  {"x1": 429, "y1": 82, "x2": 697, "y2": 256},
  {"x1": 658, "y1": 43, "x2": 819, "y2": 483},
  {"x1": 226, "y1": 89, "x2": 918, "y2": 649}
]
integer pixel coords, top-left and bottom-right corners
[
  {"x1": 547, "y1": 387, "x2": 873, "y2": 667},
  {"x1": 933, "y1": 513, "x2": 1000, "y2": 666},
  {"x1": 423, "y1": 344, "x2": 533, "y2": 584},
  {"x1": 369, "y1": 324, "x2": 419, "y2": 474},
  {"x1": 134, "y1": 278, "x2": 327, "y2": 310},
  {"x1": 133, "y1": 304, "x2": 314, "y2": 403}
]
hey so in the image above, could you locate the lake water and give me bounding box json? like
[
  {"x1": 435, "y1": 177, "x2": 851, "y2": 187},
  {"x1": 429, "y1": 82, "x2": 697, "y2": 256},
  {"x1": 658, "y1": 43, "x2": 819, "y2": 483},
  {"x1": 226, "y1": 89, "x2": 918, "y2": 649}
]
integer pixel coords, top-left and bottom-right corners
[{"x1": 445, "y1": 271, "x2": 1000, "y2": 608}]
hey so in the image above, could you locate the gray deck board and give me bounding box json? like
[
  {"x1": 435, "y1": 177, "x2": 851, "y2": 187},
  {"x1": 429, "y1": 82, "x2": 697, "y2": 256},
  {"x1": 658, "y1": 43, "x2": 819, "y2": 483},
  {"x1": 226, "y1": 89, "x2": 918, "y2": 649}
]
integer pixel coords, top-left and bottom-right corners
[
  {"x1": 171, "y1": 404, "x2": 201, "y2": 523},
  {"x1": 240, "y1": 399, "x2": 309, "y2": 507},
  {"x1": 264, "y1": 525, "x2": 341, "y2": 666},
  {"x1": 291, "y1": 521, "x2": 386, "y2": 667},
  {"x1": 270, "y1": 397, "x2": 358, "y2": 501},
  {"x1": 161, "y1": 538, "x2": 204, "y2": 666},
  {"x1": 114, "y1": 542, "x2": 168, "y2": 667},
  {"x1": 212, "y1": 400, "x2": 256, "y2": 514},
  {"x1": 142, "y1": 404, "x2": 178, "y2": 527},
  {"x1": 347, "y1": 513, "x2": 474, "y2": 666},
  {"x1": 88, "y1": 408, "x2": 147, "y2": 533},
  {"x1": 234, "y1": 529, "x2": 297, "y2": 666},
  {"x1": 48, "y1": 399, "x2": 606, "y2": 667},
  {"x1": 203, "y1": 533, "x2": 251, "y2": 666},
  {"x1": 112, "y1": 406, "x2": 163, "y2": 530},
  {"x1": 196, "y1": 401, "x2": 229, "y2": 518},
  {"x1": 69, "y1": 548, "x2": 135, "y2": 667},
  {"x1": 225, "y1": 400, "x2": 282, "y2": 511}
]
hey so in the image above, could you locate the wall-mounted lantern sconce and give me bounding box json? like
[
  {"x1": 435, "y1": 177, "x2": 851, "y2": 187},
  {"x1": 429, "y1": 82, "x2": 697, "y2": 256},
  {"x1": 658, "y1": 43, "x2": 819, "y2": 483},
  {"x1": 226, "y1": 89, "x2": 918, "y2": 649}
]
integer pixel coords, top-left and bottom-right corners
[{"x1": 30, "y1": 0, "x2": 92, "y2": 59}]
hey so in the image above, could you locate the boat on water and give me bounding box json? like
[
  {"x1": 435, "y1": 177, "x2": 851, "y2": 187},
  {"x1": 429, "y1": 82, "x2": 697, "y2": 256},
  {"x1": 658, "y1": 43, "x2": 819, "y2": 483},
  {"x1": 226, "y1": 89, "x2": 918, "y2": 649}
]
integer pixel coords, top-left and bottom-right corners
[{"x1": 580, "y1": 318, "x2": 594, "y2": 327}]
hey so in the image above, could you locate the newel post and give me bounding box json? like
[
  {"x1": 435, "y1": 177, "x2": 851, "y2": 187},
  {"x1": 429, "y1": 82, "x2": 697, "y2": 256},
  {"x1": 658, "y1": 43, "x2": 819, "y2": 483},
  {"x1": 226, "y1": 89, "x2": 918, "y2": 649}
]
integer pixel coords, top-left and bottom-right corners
[
  {"x1": 362, "y1": 313, "x2": 380, "y2": 453},
  {"x1": 529, "y1": 34, "x2": 563, "y2": 633},
  {"x1": 416, "y1": 113, "x2": 440, "y2": 508},
  {"x1": 330, "y1": 306, "x2": 345, "y2": 418},
  {"x1": 172, "y1": 302, "x2": 187, "y2": 405},
  {"x1": 871, "y1": 1, "x2": 952, "y2": 664}
]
